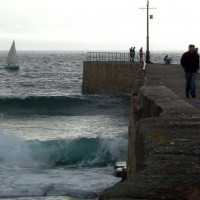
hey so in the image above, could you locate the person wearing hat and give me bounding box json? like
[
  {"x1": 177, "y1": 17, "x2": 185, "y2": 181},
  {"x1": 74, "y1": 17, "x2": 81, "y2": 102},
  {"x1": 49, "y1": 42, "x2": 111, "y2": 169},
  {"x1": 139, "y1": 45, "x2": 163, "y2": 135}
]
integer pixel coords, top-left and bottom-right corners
[{"x1": 181, "y1": 44, "x2": 199, "y2": 98}]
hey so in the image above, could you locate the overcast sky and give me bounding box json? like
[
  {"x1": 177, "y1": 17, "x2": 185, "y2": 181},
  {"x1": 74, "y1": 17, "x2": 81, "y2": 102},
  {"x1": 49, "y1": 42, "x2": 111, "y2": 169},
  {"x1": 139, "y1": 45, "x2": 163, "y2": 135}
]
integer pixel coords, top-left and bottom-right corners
[{"x1": 0, "y1": 0, "x2": 200, "y2": 51}]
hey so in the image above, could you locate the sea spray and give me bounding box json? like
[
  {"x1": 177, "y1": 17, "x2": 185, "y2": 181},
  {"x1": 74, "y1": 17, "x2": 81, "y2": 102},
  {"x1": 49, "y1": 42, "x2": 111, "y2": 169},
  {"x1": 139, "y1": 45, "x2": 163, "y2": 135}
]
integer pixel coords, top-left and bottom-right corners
[
  {"x1": 0, "y1": 127, "x2": 35, "y2": 167},
  {"x1": 0, "y1": 128, "x2": 127, "y2": 168},
  {"x1": 0, "y1": 130, "x2": 124, "y2": 198},
  {"x1": 27, "y1": 137, "x2": 127, "y2": 167}
]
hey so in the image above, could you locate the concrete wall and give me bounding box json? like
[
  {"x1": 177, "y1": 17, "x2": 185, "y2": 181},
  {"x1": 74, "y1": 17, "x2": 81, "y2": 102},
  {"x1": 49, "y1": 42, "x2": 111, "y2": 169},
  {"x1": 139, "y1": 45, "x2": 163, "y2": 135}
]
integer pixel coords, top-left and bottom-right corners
[
  {"x1": 82, "y1": 61, "x2": 143, "y2": 95},
  {"x1": 127, "y1": 86, "x2": 200, "y2": 177},
  {"x1": 100, "y1": 86, "x2": 200, "y2": 199}
]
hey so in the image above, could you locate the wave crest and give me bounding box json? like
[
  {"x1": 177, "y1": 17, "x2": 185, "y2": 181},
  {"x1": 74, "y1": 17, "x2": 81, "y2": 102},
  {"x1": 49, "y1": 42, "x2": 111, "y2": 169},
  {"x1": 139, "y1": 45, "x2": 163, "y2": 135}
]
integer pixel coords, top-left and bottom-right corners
[
  {"x1": 0, "y1": 129, "x2": 127, "y2": 168},
  {"x1": 29, "y1": 137, "x2": 127, "y2": 167}
]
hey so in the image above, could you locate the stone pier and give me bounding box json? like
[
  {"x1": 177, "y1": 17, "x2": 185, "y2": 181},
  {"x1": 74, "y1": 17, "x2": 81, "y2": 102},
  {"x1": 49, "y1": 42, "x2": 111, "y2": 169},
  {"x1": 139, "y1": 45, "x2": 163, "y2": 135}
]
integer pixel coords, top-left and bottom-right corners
[
  {"x1": 82, "y1": 61, "x2": 200, "y2": 199},
  {"x1": 99, "y1": 64, "x2": 200, "y2": 200}
]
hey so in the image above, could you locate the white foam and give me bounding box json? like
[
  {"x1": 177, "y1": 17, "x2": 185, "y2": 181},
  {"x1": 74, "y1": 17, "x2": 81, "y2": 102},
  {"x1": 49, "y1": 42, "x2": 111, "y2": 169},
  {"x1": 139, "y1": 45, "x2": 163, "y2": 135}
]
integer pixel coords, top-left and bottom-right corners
[
  {"x1": 0, "y1": 128, "x2": 124, "y2": 198},
  {"x1": 96, "y1": 137, "x2": 127, "y2": 162},
  {"x1": 0, "y1": 166, "x2": 119, "y2": 198},
  {"x1": 0, "y1": 127, "x2": 36, "y2": 167}
]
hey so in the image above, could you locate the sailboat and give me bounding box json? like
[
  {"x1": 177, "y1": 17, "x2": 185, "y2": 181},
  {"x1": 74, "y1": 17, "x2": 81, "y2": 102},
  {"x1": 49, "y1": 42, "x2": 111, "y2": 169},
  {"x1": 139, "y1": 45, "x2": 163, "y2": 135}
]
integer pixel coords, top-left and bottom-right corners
[{"x1": 5, "y1": 40, "x2": 19, "y2": 70}]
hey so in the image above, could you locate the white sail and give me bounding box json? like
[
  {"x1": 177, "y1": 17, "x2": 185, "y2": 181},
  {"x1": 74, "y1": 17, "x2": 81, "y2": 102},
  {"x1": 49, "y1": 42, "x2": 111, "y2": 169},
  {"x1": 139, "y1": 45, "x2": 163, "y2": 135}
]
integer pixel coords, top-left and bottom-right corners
[{"x1": 6, "y1": 41, "x2": 17, "y2": 65}]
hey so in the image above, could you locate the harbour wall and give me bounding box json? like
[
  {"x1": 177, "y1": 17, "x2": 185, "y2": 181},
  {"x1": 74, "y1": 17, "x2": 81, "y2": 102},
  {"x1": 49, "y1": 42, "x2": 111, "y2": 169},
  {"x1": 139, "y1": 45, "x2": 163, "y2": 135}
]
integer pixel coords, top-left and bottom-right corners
[
  {"x1": 82, "y1": 61, "x2": 143, "y2": 95},
  {"x1": 100, "y1": 64, "x2": 200, "y2": 199},
  {"x1": 82, "y1": 61, "x2": 200, "y2": 199}
]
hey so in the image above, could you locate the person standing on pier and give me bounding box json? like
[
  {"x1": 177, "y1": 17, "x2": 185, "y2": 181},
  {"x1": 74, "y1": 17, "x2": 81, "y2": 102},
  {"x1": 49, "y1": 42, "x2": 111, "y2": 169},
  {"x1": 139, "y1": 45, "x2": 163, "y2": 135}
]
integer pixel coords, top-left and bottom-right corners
[
  {"x1": 132, "y1": 47, "x2": 135, "y2": 62},
  {"x1": 181, "y1": 44, "x2": 199, "y2": 98},
  {"x1": 129, "y1": 47, "x2": 135, "y2": 62},
  {"x1": 129, "y1": 47, "x2": 133, "y2": 62},
  {"x1": 139, "y1": 47, "x2": 143, "y2": 63}
]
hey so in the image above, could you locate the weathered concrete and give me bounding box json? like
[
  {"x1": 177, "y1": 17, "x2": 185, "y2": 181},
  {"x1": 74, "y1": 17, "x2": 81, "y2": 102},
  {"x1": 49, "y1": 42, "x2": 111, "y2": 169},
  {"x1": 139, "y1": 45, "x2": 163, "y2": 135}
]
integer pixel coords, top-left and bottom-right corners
[
  {"x1": 99, "y1": 64, "x2": 200, "y2": 200},
  {"x1": 82, "y1": 61, "x2": 143, "y2": 95},
  {"x1": 145, "y1": 63, "x2": 200, "y2": 109},
  {"x1": 139, "y1": 86, "x2": 199, "y2": 117}
]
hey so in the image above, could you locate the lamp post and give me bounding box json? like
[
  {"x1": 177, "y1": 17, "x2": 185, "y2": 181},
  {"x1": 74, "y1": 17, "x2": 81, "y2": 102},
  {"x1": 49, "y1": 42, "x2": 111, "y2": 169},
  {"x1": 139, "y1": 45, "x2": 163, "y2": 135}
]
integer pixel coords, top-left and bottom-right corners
[
  {"x1": 146, "y1": 0, "x2": 150, "y2": 63},
  {"x1": 140, "y1": 0, "x2": 156, "y2": 64}
]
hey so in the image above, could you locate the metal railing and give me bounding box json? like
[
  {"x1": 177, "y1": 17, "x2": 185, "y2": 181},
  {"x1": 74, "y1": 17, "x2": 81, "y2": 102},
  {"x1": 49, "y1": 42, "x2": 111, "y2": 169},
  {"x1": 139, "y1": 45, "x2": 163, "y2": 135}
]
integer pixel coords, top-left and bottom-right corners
[{"x1": 86, "y1": 52, "x2": 130, "y2": 62}]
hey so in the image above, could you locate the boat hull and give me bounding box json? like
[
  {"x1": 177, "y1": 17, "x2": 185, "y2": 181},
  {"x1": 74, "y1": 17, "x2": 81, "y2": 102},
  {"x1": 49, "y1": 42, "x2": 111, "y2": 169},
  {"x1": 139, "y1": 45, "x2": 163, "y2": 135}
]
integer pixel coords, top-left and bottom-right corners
[{"x1": 4, "y1": 65, "x2": 19, "y2": 70}]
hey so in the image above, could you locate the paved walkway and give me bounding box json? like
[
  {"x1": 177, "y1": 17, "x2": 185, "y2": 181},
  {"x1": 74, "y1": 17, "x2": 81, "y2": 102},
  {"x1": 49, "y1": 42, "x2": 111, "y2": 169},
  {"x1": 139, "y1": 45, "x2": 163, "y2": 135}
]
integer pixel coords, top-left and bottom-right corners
[{"x1": 146, "y1": 63, "x2": 200, "y2": 110}]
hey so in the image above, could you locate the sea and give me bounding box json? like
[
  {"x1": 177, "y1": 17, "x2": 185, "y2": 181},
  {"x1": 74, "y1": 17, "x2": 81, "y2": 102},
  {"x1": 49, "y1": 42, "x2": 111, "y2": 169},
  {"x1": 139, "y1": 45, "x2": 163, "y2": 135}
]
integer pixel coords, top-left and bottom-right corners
[{"x1": 0, "y1": 50, "x2": 183, "y2": 200}]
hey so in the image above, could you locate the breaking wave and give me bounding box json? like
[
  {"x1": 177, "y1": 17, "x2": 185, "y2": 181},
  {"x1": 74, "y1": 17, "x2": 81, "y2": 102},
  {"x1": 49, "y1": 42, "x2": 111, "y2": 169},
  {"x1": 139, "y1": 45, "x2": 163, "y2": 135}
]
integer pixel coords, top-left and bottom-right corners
[
  {"x1": 0, "y1": 130, "x2": 127, "y2": 168},
  {"x1": 0, "y1": 95, "x2": 91, "y2": 109},
  {"x1": 0, "y1": 95, "x2": 130, "y2": 116}
]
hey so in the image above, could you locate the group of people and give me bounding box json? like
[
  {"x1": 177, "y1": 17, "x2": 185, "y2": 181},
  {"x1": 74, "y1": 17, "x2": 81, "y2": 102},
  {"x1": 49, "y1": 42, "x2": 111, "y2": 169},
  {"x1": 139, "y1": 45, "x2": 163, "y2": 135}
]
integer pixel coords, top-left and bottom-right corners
[
  {"x1": 129, "y1": 44, "x2": 199, "y2": 98},
  {"x1": 129, "y1": 47, "x2": 144, "y2": 63},
  {"x1": 181, "y1": 44, "x2": 199, "y2": 98}
]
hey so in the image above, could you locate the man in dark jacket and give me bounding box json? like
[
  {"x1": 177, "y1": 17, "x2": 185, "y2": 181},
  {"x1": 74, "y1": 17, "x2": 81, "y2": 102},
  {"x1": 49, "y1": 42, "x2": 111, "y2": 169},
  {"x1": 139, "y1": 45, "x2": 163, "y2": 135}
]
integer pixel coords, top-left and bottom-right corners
[
  {"x1": 139, "y1": 47, "x2": 143, "y2": 63},
  {"x1": 181, "y1": 44, "x2": 199, "y2": 98}
]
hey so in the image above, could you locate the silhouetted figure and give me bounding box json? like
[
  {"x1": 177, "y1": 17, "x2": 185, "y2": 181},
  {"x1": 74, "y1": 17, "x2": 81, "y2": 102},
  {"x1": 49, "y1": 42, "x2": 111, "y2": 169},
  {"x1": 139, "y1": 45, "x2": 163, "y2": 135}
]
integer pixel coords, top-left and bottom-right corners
[
  {"x1": 129, "y1": 47, "x2": 132, "y2": 62},
  {"x1": 164, "y1": 55, "x2": 173, "y2": 64},
  {"x1": 139, "y1": 47, "x2": 143, "y2": 63},
  {"x1": 129, "y1": 47, "x2": 135, "y2": 62}
]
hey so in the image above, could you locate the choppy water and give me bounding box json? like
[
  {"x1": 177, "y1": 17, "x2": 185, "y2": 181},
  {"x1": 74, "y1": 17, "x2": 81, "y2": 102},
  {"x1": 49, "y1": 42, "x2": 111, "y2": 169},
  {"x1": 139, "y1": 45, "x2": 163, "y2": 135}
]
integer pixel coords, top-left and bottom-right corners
[{"x1": 0, "y1": 50, "x2": 183, "y2": 200}]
